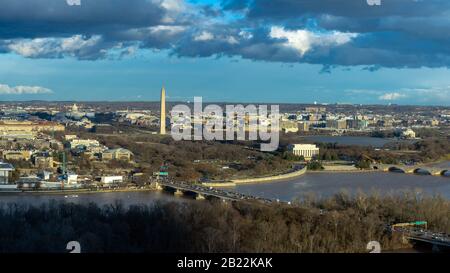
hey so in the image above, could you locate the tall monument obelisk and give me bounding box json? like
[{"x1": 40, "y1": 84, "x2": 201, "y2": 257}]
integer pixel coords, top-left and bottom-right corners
[{"x1": 160, "y1": 86, "x2": 166, "y2": 135}]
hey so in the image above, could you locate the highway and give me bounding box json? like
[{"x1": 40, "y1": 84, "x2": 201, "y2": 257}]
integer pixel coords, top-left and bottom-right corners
[
  {"x1": 157, "y1": 180, "x2": 278, "y2": 204},
  {"x1": 393, "y1": 227, "x2": 450, "y2": 249}
]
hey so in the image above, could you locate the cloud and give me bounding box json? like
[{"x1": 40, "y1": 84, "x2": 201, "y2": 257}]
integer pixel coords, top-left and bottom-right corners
[
  {"x1": 347, "y1": 86, "x2": 450, "y2": 104},
  {"x1": 194, "y1": 31, "x2": 215, "y2": 42},
  {"x1": 378, "y1": 92, "x2": 407, "y2": 101},
  {"x1": 0, "y1": 0, "x2": 449, "y2": 69},
  {"x1": 217, "y1": 0, "x2": 450, "y2": 68},
  {"x1": 0, "y1": 0, "x2": 187, "y2": 59},
  {"x1": 0, "y1": 84, "x2": 53, "y2": 95},
  {"x1": 269, "y1": 26, "x2": 357, "y2": 56},
  {"x1": 5, "y1": 35, "x2": 106, "y2": 59}
]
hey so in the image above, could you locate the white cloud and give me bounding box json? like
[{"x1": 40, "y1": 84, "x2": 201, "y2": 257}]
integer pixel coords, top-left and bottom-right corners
[
  {"x1": 194, "y1": 31, "x2": 215, "y2": 41},
  {"x1": 347, "y1": 87, "x2": 450, "y2": 105},
  {"x1": 6, "y1": 35, "x2": 103, "y2": 59},
  {"x1": 378, "y1": 92, "x2": 407, "y2": 100},
  {"x1": 158, "y1": 0, "x2": 188, "y2": 24},
  {"x1": 159, "y1": 0, "x2": 185, "y2": 13},
  {"x1": 149, "y1": 25, "x2": 186, "y2": 35},
  {"x1": 226, "y1": 36, "x2": 239, "y2": 45},
  {"x1": 269, "y1": 26, "x2": 358, "y2": 55},
  {"x1": 406, "y1": 86, "x2": 450, "y2": 103},
  {"x1": 0, "y1": 84, "x2": 53, "y2": 95},
  {"x1": 239, "y1": 30, "x2": 253, "y2": 40}
]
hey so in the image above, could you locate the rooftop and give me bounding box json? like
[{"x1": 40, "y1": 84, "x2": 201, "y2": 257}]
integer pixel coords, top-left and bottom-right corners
[{"x1": 0, "y1": 162, "x2": 14, "y2": 170}]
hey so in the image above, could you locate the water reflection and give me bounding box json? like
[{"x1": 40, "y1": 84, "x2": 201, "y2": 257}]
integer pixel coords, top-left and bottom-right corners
[
  {"x1": 0, "y1": 172, "x2": 449, "y2": 206},
  {"x1": 0, "y1": 191, "x2": 192, "y2": 207},
  {"x1": 234, "y1": 172, "x2": 450, "y2": 201}
]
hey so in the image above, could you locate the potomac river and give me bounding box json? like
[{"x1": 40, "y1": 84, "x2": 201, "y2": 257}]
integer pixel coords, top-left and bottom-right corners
[
  {"x1": 0, "y1": 170, "x2": 449, "y2": 206},
  {"x1": 234, "y1": 171, "x2": 450, "y2": 201},
  {"x1": 0, "y1": 136, "x2": 447, "y2": 205}
]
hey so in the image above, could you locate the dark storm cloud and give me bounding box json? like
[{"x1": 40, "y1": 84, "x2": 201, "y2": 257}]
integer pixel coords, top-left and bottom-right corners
[
  {"x1": 1, "y1": 0, "x2": 450, "y2": 68},
  {"x1": 0, "y1": 0, "x2": 189, "y2": 59},
  {"x1": 0, "y1": 0, "x2": 167, "y2": 39},
  {"x1": 222, "y1": 0, "x2": 450, "y2": 19},
  {"x1": 213, "y1": 0, "x2": 450, "y2": 68}
]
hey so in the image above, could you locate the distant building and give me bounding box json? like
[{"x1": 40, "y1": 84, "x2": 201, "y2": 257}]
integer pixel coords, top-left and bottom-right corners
[
  {"x1": 2, "y1": 150, "x2": 32, "y2": 161},
  {"x1": 346, "y1": 119, "x2": 368, "y2": 130},
  {"x1": 67, "y1": 174, "x2": 78, "y2": 184},
  {"x1": 305, "y1": 107, "x2": 326, "y2": 113},
  {"x1": 69, "y1": 139, "x2": 100, "y2": 149},
  {"x1": 287, "y1": 144, "x2": 320, "y2": 161},
  {"x1": 65, "y1": 135, "x2": 78, "y2": 141},
  {"x1": 16, "y1": 176, "x2": 42, "y2": 189},
  {"x1": 33, "y1": 155, "x2": 54, "y2": 169},
  {"x1": 430, "y1": 119, "x2": 440, "y2": 126},
  {"x1": 401, "y1": 128, "x2": 416, "y2": 139},
  {"x1": 0, "y1": 120, "x2": 65, "y2": 135},
  {"x1": 101, "y1": 148, "x2": 133, "y2": 161},
  {"x1": 57, "y1": 173, "x2": 78, "y2": 185},
  {"x1": 0, "y1": 162, "x2": 14, "y2": 184},
  {"x1": 281, "y1": 121, "x2": 299, "y2": 133},
  {"x1": 101, "y1": 176, "x2": 124, "y2": 184},
  {"x1": 377, "y1": 119, "x2": 393, "y2": 128},
  {"x1": 38, "y1": 171, "x2": 52, "y2": 180},
  {"x1": 327, "y1": 119, "x2": 347, "y2": 130},
  {"x1": 298, "y1": 122, "x2": 309, "y2": 132}
]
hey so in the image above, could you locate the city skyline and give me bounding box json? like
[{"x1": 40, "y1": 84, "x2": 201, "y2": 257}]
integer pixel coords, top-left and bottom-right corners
[{"x1": 0, "y1": 0, "x2": 449, "y2": 106}]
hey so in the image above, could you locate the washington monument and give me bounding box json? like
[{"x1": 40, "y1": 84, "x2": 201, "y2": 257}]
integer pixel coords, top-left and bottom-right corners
[{"x1": 160, "y1": 86, "x2": 166, "y2": 135}]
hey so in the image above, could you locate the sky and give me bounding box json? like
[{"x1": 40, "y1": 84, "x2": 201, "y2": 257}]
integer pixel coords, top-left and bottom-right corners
[{"x1": 0, "y1": 0, "x2": 449, "y2": 105}]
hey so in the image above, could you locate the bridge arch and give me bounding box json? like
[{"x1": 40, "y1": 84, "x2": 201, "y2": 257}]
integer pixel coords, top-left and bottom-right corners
[
  {"x1": 413, "y1": 168, "x2": 432, "y2": 175},
  {"x1": 388, "y1": 166, "x2": 405, "y2": 173}
]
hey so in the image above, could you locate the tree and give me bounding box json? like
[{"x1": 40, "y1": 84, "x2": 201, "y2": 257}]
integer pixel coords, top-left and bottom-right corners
[
  {"x1": 9, "y1": 169, "x2": 21, "y2": 183},
  {"x1": 306, "y1": 161, "x2": 324, "y2": 171},
  {"x1": 355, "y1": 160, "x2": 371, "y2": 169}
]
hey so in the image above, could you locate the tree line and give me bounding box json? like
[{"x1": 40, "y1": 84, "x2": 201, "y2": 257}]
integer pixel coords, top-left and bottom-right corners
[{"x1": 0, "y1": 193, "x2": 448, "y2": 253}]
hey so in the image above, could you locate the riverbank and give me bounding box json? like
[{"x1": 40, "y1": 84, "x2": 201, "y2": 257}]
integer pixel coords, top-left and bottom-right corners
[
  {"x1": 0, "y1": 187, "x2": 155, "y2": 196},
  {"x1": 203, "y1": 167, "x2": 307, "y2": 187},
  {"x1": 315, "y1": 169, "x2": 379, "y2": 173}
]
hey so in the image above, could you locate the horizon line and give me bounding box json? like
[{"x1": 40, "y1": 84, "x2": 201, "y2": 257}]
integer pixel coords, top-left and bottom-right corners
[{"x1": 0, "y1": 100, "x2": 448, "y2": 108}]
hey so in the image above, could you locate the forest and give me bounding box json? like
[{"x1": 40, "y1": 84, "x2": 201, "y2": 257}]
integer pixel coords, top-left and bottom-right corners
[{"x1": 0, "y1": 193, "x2": 448, "y2": 253}]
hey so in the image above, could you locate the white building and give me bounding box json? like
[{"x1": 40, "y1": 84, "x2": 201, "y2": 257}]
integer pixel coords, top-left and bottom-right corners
[
  {"x1": 66, "y1": 174, "x2": 78, "y2": 184},
  {"x1": 287, "y1": 144, "x2": 320, "y2": 161},
  {"x1": 69, "y1": 138, "x2": 100, "y2": 149},
  {"x1": 101, "y1": 176, "x2": 124, "y2": 184},
  {"x1": 402, "y1": 128, "x2": 416, "y2": 139},
  {"x1": 0, "y1": 162, "x2": 14, "y2": 184}
]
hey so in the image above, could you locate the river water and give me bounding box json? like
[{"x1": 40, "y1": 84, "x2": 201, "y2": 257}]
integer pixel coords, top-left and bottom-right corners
[
  {"x1": 0, "y1": 191, "x2": 190, "y2": 207},
  {"x1": 300, "y1": 136, "x2": 400, "y2": 147},
  {"x1": 234, "y1": 172, "x2": 450, "y2": 201},
  {"x1": 0, "y1": 171, "x2": 448, "y2": 206},
  {"x1": 0, "y1": 133, "x2": 448, "y2": 205}
]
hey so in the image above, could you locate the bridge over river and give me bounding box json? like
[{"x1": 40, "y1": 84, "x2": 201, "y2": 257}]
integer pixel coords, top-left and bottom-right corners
[
  {"x1": 155, "y1": 180, "x2": 275, "y2": 203},
  {"x1": 373, "y1": 164, "x2": 449, "y2": 176},
  {"x1": 393, "y1": 228, "x2": 450, "y2": 252}
]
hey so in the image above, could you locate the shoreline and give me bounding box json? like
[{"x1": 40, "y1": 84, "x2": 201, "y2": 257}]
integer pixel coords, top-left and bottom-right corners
[
  {"x1": 203, "y1": 167, "x2": 308, "y2": 187},
  {"x1": 313, "y1": 169, "x2": 379, "y2": 174},
  {"x1": 1, "y1": 160, "x2": 448, "y2": 194},
  {"x1": 0, "y1": 187, "x2": 155, "y2": 196}
]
